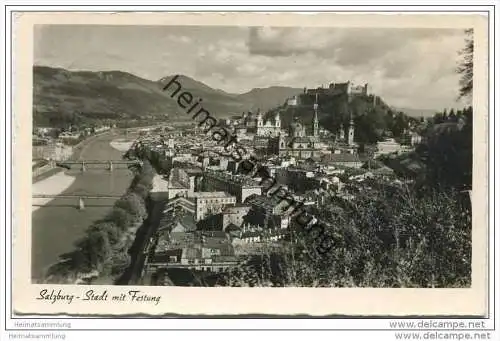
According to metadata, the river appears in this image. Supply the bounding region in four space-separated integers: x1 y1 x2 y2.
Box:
31 132 135 282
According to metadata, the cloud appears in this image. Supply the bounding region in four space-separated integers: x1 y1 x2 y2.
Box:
247 27 464 64
34 25 469 110
243 27 466 108
168 35 192 44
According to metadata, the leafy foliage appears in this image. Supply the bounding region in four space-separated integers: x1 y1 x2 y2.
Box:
225 185 471 288
416 106 473 190
457 29 473 100
45 158 156 282
116 192 147 220
107 207 135 232
273 92 419 145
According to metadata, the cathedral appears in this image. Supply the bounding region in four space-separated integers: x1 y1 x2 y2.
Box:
255 111 282 137
231 110 282 137
336 118 355 147
267 95 356 159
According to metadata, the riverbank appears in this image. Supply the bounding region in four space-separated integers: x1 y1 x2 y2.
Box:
32 172 76 212
31 133 135 282
31 135 137 217
31 132 122 213
110 139 134 153
32 131 110 184
45 159 156 286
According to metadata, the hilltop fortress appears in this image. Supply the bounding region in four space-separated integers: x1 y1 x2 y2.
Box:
306 81 369 97
287 81 370 107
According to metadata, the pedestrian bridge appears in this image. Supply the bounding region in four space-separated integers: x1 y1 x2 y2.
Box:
55 159 142 171
32 193 123 210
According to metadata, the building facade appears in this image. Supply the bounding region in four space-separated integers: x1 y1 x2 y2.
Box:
202 170 263 203
227 110 283 137
190 192 237 221
267 105 324 159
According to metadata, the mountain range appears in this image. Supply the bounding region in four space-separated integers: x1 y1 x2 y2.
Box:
33 66 303 127
33 65 437 128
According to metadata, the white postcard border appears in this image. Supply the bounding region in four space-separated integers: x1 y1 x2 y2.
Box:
6 9 493 320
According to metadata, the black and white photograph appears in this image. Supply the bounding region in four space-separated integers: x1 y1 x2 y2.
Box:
29 22 476 290
3 4 497 337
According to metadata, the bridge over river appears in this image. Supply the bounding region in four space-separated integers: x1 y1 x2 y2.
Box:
31 133 136 282
55 159 142 171
32 193 123 209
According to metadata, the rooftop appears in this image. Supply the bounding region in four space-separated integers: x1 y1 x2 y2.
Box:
322 153 361 163
182 247 202 260
151 174 169 192
205 170 261 188
191 191 235 198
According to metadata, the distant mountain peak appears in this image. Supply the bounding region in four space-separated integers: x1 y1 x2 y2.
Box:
33 66 303 126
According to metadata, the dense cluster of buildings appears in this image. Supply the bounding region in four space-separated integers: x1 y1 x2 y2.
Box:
131 80 424 286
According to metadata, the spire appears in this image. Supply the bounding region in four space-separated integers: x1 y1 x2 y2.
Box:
274 110 281 129
348 113 355 146
313 93 319 137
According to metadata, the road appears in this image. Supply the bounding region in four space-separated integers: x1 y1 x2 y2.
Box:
116 198 165 285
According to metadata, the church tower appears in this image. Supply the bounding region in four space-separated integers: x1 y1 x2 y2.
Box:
278 132 286 151
274 111 281 128
256 109 263 127
313 93 319 137
348 118 355 146
338 125 345 142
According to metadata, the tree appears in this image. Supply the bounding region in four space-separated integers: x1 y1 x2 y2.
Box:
116 192 147 219
107 207 135 231
392 112 408 138
415 31 475 191
110 252 131 275
75 230 111 270
278 186 471 288
457 29 473 100
448 109 457 122
91 221 121 245
133 183 150 200
432 112 444 125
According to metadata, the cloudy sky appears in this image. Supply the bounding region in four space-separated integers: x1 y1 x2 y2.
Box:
34 25 468 110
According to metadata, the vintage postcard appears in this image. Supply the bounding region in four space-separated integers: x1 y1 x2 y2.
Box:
12 11 489 316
